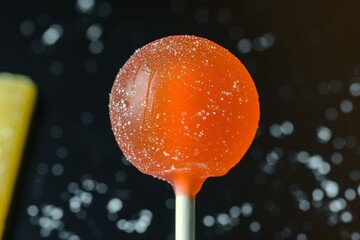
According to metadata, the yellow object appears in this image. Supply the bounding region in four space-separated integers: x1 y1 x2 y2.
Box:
0 73 37 238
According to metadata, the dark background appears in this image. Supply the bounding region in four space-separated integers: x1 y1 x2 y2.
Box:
1 0 360 239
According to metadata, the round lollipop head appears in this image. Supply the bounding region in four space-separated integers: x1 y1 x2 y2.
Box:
109 35 259 197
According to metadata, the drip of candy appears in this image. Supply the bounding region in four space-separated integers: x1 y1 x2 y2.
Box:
109 35 260 198
0 73 37 237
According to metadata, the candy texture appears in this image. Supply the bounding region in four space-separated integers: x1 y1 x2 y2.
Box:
109 35 259 196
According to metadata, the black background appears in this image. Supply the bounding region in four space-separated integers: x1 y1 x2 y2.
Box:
1 0 360 239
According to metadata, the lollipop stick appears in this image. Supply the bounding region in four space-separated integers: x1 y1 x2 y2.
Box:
176 194 195 240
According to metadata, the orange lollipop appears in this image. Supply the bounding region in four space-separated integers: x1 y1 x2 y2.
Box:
109 35 259 239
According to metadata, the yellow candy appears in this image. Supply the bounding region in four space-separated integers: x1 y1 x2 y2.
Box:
0 73 37 238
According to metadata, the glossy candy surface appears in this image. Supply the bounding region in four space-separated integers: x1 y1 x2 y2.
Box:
109 35 259 197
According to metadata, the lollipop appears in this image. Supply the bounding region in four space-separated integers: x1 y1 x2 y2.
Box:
109 35 259 239
0 73 37 237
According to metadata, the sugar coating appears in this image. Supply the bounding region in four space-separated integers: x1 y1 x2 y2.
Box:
109 35 259 195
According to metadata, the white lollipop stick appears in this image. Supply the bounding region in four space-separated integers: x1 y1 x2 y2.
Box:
176 194 195 240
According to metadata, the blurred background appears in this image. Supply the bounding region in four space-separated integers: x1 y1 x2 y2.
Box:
1 0 360 239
